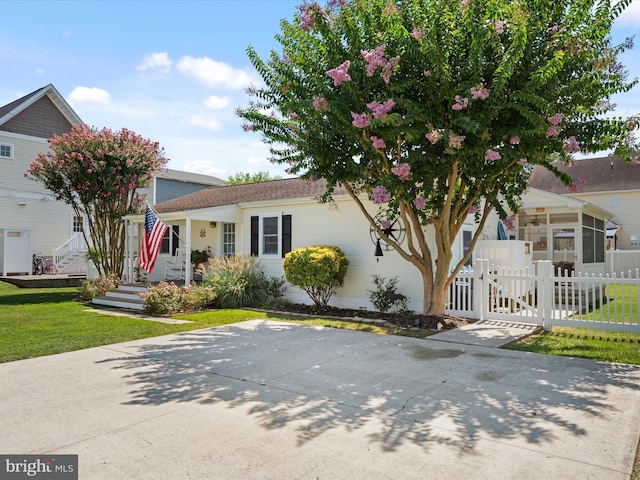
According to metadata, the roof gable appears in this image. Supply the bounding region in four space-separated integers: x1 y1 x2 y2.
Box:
528 156 640 195
0 84 82 138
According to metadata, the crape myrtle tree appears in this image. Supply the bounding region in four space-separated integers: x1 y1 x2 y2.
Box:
237 0 639 316
28 125 168 277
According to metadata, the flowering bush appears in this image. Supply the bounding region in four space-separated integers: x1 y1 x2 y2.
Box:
28 125 168 276
77 274 120 301
141 282 216 315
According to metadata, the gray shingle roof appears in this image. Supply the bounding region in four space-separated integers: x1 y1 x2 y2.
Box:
0 86 47 123
154 177 348 213
528 156 640 195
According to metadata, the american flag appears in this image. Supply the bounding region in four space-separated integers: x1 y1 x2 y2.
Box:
139 205 168 274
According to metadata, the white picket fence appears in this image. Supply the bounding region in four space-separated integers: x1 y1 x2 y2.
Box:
446 259 640 332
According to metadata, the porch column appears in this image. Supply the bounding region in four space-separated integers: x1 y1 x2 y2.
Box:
185 216 192 284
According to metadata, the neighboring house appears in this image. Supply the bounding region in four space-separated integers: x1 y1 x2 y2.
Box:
145 168 224 205
0 84 225 277
528 156 640 250
0 84 83 276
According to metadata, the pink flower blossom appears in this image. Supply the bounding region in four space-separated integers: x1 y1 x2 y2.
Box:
370 136 386 148
411 27 424 41
485 149 501 161
547 113 564 125
510 136 520 145
423 70 431 77
425 130 443 144
414 196 426 210
470 86 490 100
362 45 388 76
519 157 528 165
452 95 469 110
546 125 560 138
568 177 587 193
449 134 465 149
563 136 580 154
468 205 480 215
503 215 516 231
495 19 505 34
286 109 299 120
361 44 400 84
351 112 371 128
380 219 392 229
367 98 395 119
550 25 559 35
391 162 411 180
326 60 351 86
372 185 391 204
313 96 330 112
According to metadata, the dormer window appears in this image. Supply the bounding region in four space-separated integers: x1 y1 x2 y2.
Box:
0 143 13 159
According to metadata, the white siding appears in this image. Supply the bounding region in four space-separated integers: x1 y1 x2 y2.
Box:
0 131 75 259
570 191 640 250
242 197 480 313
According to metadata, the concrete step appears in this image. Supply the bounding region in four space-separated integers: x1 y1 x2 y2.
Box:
91 283 148 311
92 296 145 311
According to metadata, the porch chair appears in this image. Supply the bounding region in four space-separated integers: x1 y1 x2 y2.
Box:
164 247 187 281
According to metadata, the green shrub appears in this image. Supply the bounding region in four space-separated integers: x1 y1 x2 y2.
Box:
283 245 349 309
77 274 120 301
367 275 410 314
199 255 267 308
141 282 216 315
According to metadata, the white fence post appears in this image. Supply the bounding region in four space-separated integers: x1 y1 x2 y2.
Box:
474 259 489 322
536 260 554 331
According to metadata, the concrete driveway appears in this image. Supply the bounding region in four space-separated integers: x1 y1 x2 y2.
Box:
1 320 639 479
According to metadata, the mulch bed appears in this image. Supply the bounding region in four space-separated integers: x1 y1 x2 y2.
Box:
273 303 472 331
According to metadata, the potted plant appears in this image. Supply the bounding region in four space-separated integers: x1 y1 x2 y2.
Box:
191 247 211 266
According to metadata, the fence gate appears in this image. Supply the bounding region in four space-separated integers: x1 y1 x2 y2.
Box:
483 260 542 326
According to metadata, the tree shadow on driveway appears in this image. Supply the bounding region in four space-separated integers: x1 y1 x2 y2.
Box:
97 320 640 464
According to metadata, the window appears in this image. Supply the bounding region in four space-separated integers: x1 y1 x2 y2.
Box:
222 223 236 257
462 229 473 266
73 216 84 233
261 215 280 256
631 235 639 248
612 194 621 208
160 225 180 255
582 214 605 263
0 143 13 159
250 214 291 257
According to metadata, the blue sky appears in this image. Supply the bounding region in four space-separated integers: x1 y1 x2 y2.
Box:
1 1 639 180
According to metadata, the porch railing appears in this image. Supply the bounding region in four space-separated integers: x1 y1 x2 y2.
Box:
53 234 89 274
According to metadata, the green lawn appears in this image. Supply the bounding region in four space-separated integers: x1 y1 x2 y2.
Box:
0 281 426 363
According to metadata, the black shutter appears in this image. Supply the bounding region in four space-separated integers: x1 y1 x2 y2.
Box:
250 216 259 256
282 214 292 258
171 226 180 255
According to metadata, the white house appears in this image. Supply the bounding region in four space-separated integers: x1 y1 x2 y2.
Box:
0 84 83 276
123 176 612 312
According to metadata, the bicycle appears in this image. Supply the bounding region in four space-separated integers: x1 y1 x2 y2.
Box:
32 253 58 275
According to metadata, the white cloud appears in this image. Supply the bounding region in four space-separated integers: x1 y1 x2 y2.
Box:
204 95 229 109
187 115 223 131
62 31 72 37
248 141 266 149
182 160 226 176
616 0 640 26
68 86 111 105
247 156 271 168
177 55 254 89
35 68 45 75
136 52 173 73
